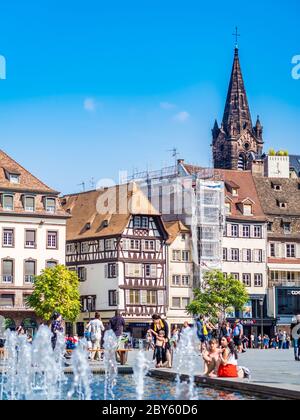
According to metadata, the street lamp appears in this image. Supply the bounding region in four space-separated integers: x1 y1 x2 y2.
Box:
259 298 264 349
87 295 93 322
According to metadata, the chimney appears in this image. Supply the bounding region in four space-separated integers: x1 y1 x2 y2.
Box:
251 160 264 177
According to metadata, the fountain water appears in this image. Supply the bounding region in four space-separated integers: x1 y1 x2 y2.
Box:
173 327 199 400
132 341 149 400
103 330 118 400
67 339 92 400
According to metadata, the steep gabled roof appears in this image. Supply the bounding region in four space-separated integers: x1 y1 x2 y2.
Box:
164 220 190 244
62 183 161 241
0 149 58 193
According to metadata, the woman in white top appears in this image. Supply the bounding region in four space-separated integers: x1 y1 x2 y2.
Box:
218 337 238 378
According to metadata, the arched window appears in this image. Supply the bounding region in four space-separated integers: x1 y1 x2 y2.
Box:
238 154 247 171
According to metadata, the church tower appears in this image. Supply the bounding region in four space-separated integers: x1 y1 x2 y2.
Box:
212 47 264 170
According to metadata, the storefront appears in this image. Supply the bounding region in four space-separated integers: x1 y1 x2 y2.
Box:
276 287 300 331
227 295 276 337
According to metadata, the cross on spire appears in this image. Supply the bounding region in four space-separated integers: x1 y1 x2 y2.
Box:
232 26 240 49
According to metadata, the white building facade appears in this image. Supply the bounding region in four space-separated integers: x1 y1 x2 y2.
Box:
0 149 68 330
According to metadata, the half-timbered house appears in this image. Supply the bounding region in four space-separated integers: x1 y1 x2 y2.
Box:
62 183 169 338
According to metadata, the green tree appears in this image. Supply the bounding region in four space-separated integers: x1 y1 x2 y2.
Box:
26 265 81 322
187 270 249 321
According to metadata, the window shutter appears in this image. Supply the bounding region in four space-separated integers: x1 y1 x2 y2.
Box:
125 263 130 276
239 250 243 262
104 264 108 278
3 260 13 275
150 265 157 278
141 240 145 251
115 264 119 277
227 249 232 261
242 249 247 262
141 290 147 305
227 224 231 237
83 267 87 281
125 290 130 304
156 240 160 252
157 291 164 305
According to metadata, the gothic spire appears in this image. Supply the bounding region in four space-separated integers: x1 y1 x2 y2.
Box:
222 48 252 137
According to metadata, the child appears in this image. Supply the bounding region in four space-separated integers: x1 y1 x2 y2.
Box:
151 329 168 368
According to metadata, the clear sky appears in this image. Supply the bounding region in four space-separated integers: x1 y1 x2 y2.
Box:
0 0 299 194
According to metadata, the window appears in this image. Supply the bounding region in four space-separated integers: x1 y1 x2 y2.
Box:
272 183 282 191
267 222 273 232
242 274 251 287
181 234 186 241
271 271 279 282
130 240 140 250
172 275 180 286
133 216 141 228
47 231 58 249
108 263 117 278
254 274 263 287
231 273 239 280
278 201 287 209
231 249 239 261
77 267 87 282
45 198 56 213
109 290 117 306
182 251 190 262
129 290 140 304
105 239 114 250
3 229 14 247
253 249 263 263
232 188 238 196
246 249 251 262
283 223 291 234
143 240 155 251
46 260 58 268
66 243 76 254
286 244 296 258
223 248 227 261
81 295 96 312
0 294 14 307
182 298 190 308
2 260 14 283
125 263 142 277
3 195 13 211
182 275 190 286
270 243 276 257
172 250 181 261
172 297 181 308
254 225 262 238
25 230 36 248
146 291 156 305
141 217 149 229
9 174 20 184
242 225 250 238
243 204 252 216
145 264 156 278
24 260 36 284
231 224 239 237
81 242 89 253
24 196 35 212
225 202 231 215
287 272 295 282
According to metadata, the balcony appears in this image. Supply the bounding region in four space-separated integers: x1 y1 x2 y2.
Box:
24 275 35 284
1 276 13 284
0 305 33 312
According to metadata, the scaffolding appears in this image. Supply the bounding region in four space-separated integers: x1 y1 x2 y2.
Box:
126 162 225 289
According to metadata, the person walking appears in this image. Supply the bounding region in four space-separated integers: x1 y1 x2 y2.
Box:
89 312 105 361
108 310 126 339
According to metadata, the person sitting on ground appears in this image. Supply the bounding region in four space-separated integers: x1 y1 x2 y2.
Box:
202 338 222 378
218 337 238 378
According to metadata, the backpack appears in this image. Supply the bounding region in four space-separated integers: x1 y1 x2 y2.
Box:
90 321 100 343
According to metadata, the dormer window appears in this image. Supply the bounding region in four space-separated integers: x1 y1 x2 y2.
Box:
277 201 287 209
283 222 291 234
3 194 14 211
232 188 238 196
272 183 282 191
9 174 20 184
243 204 253 216
24 196 35 212
45 197 56 213
225 202 231 215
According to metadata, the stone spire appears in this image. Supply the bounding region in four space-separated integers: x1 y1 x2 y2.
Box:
222 48 253 137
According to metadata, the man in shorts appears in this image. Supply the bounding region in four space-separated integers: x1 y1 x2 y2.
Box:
233 319 245 353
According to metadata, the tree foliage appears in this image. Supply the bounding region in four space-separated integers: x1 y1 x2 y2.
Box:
187 270 249 320
26 265 81 322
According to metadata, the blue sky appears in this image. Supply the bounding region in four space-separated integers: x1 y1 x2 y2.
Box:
0 0 299 194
